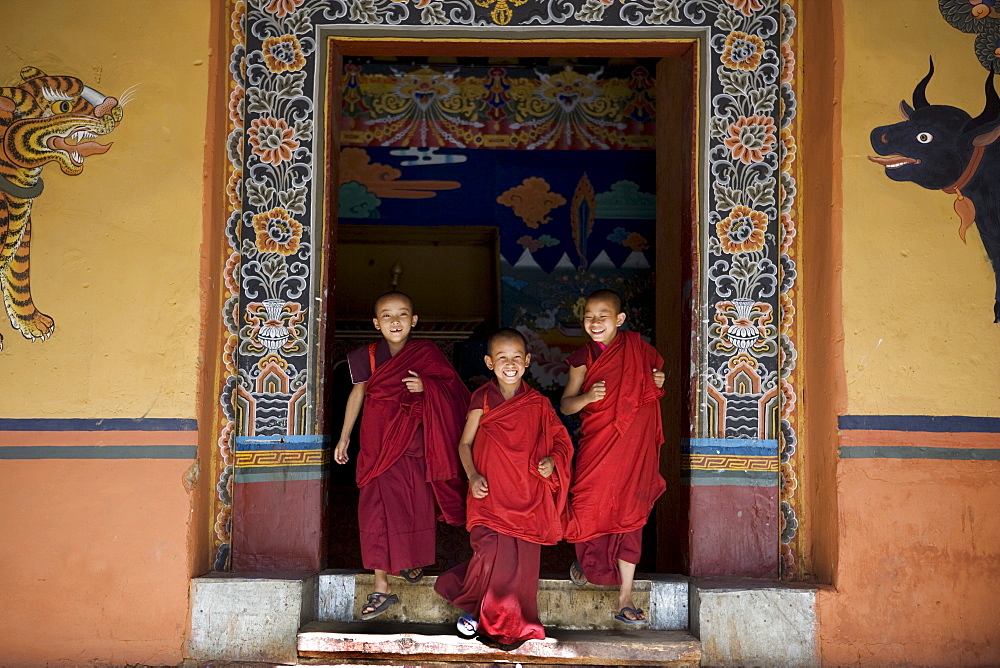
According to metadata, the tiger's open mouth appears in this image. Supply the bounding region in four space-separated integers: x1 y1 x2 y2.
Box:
868 153 920 169
49 130 112 165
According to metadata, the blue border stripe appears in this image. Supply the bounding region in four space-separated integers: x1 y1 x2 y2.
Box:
838 415 1000 433
683 438 778 456
0 418 197 432
0 445 198 460
235 435 329 451
840 446 1000 461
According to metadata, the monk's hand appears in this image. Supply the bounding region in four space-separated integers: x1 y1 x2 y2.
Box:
537 456 555 478
652 368 666 389
334 437 350 465
586 380 607 403
402 370 424 393
470 473 489 498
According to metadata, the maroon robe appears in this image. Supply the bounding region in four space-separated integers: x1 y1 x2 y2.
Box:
435 381 572 646
564 331 665 583
348 338 469 573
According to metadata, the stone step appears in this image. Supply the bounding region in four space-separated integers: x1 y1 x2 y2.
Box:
298 620 701 666
318 571 689 631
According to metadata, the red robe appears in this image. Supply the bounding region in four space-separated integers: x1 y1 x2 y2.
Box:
435 381 572 647
353 338 469 572
466 382 573 544
564 331 666 544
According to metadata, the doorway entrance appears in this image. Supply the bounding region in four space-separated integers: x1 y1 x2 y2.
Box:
319 43 697 575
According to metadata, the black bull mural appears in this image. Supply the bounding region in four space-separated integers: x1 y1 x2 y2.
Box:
870 59 1000 323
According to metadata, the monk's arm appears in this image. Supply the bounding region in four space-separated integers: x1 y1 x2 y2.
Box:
334 382 366 464
458 409 488 498
560 364 605 415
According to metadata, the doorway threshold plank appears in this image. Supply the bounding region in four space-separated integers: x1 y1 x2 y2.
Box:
298 621 700 666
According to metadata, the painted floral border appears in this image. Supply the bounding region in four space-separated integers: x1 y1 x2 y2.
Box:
212 0 805 579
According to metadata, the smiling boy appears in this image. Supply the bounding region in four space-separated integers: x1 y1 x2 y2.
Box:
434 328 573 651
335 291 469 620
560 290 666 626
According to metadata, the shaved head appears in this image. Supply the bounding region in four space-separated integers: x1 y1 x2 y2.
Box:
487 328 528 356
374 291 414 314
586 289 623 314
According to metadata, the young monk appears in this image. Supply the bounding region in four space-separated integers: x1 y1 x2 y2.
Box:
560 289 666 626
335 291 469 620
434 328 573 651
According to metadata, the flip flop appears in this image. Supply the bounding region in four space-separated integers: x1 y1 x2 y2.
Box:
569 560 588 586
614 606 647 625
398 567 424 584
360 592 399 620
456 612 478 639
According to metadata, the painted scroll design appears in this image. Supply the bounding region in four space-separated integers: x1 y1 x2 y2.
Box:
777 0 802 579
213 0 803 576
0 67 127 351
340 63 657 150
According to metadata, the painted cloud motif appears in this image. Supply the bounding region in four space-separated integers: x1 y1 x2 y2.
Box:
497 177 567 228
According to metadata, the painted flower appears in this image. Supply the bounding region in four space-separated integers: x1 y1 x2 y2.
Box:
264 0 304 18
252 207 303 255
780 379 796 420
722 31 765 71
218 421 235 466
780 42 795 84
231 1 246 43
229 86 244 127
780 542 795 576
248 116 299 165
214 503 232 543
717 205 768 254
780 127 796 172
226 169 242 211
780 462 797 493
724 115 777 164
779 292 794 332
223 333 238 376
779 213 795 256
224 251 241 295
725 0 763 15
262 35 306 73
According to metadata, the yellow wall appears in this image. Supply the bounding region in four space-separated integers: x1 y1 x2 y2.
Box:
841 0 1000 416
0 1 216 664
0 0 210 419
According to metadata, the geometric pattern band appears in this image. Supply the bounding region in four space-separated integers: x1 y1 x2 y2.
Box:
684 454 779 472
235 449 329 468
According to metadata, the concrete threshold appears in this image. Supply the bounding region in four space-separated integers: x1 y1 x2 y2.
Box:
298 620 701 666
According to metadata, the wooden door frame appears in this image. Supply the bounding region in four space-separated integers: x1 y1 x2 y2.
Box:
314 35 703 573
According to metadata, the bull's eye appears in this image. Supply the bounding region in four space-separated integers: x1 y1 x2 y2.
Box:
916 132 933 144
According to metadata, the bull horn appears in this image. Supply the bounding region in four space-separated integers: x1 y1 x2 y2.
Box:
900 100 913 119
965 66 1000 133
913 56 934 109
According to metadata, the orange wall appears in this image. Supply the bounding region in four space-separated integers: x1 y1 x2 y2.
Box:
818 458 1000 664
0 460 196 665
808 0 1000 664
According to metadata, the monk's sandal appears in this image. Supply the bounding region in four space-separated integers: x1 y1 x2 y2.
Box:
361 592 398 620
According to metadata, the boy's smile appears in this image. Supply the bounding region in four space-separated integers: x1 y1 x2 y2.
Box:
373 295 417 346
485 339 531 390
582 298 626 345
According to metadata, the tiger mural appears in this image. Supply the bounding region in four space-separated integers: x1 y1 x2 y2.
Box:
0 66 127 350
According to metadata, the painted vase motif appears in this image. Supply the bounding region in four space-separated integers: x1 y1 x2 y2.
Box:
256 298 290 353
725 298 760 352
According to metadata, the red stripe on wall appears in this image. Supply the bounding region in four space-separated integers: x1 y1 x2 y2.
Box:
0 430 199 447
839 429 1000 450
